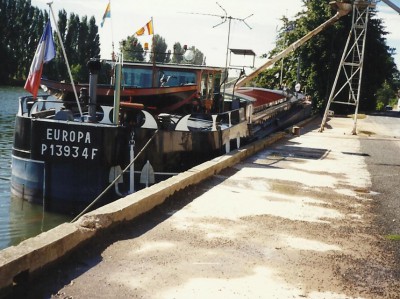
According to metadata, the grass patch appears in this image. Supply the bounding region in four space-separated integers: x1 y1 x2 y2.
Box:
385 235 400 241
358 130 376 136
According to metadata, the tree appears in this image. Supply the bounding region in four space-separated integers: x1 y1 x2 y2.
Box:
186 46 204 65
0 0 100 85
151 34 168 63
0 0 47 83
171 42 184 64
47 10 100 82
375 80 396 110
77 16 89 64
254 0 398 113
361 11 399 111
48 9 69 81
88 16 100 59
64 13 80 67
170 43 204 65
120 35 145 62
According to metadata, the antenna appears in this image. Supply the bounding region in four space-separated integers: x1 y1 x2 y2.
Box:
182 2 253 29
181 2 253 94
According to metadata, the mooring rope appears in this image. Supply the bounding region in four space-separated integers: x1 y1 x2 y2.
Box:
71 129 159 223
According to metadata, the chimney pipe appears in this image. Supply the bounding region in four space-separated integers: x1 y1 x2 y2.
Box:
87 59 102 122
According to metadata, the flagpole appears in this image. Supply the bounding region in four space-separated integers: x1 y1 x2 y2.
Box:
109 0 115 60
151 17 156 87
47 2 83 120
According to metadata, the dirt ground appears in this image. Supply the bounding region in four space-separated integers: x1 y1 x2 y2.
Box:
25 116 400 299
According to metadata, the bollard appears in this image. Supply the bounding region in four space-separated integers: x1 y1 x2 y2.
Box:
292 126 301 136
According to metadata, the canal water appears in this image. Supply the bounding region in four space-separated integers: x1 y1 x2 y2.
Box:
0 86 70 251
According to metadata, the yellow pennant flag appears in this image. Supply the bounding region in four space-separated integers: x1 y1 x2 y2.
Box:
136 19 154 36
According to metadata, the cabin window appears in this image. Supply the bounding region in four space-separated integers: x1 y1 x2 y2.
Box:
158 70 196 87
122 68 152 88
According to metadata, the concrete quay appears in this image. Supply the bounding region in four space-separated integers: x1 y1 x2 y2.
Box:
0 122 287 298
1 115 400 298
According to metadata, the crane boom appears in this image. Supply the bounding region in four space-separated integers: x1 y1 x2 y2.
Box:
381 0 400 14
235 1 352 88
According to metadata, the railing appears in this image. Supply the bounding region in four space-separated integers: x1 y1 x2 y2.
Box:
18 96 115 125
18 95 248 132
174 108 245 132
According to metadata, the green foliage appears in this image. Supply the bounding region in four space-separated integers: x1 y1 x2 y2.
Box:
171 43 184 64
254 0 399 113
385 235 400 241
121 34 194 64
375 80 396 110
0 0 100 85
0 0 47 83
171 43 205 65
50 12 100 82
120 36 205 65
70 64 83 82
152 34 169 63
188 46 205 65
120 34 170 63
120 35 145 62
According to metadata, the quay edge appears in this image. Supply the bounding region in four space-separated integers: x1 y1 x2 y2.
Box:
0 120 301 297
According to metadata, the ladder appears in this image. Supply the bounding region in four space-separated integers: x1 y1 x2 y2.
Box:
320 1 377 134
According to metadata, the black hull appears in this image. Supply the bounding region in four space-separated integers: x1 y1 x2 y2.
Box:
10 95 311 214
11 113 247 214
11 117 130 214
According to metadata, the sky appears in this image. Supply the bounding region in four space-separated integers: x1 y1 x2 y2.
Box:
30 0 400 77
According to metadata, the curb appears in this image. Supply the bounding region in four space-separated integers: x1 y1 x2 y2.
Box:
0 127 289 295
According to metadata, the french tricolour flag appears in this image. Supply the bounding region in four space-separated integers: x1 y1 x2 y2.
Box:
24 21 56 98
